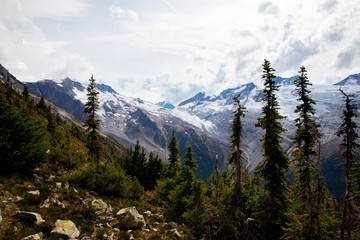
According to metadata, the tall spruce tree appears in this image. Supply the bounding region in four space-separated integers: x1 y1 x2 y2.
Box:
337 89 359 240
145 152 164 190
229 95 246 202
84 74 101 165
167 131 180 177
292 66 321 238
167 144 198 222
123 140 147 184
255 59 289 239
183 144 197 172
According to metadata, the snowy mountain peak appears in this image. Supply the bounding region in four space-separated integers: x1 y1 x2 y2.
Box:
333 73 360 86
96 83 116 94
178 92 207 106
274 76 297 86
178 82 258 109
157 101 175 110
61 78 86 92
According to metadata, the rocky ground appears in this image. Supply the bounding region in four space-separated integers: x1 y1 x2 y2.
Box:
0 171 191 240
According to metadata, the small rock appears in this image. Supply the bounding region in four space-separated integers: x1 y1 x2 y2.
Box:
106 204 113 215
13 211 45 225
91 199 108 216
22 232 43 240
116 206 146 230
65 181 70 189
46 175 56 182
170 229 182 238
143 228 150 232
80 236 92 240
40 198 65 209
143 210 152 216
16 196 24 202
153 213 166 222
28 190 40 195
55 182 62 189
169 222 178 228
33 173 43 181
51 219 80 239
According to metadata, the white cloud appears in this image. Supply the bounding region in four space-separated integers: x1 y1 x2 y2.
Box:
109 4 139 22
258 1 279 15
335 41 360 69
3 0 91 19
0 0 359 103
47 53 93 80
0 0 93 81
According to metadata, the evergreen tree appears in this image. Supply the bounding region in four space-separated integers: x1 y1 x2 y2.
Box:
229 95 246 202
292 66 321 238
145 152 164 190
123 140 146 184
131 140 147 184
22 85 29 101
167 144 198 222
337 89 359 240
0 92 48 175
84 74 101 165
255 59 289 239
37 95 47 111
167 131 180 177
183 144 197 172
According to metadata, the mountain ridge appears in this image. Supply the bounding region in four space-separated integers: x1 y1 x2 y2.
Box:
333 73 360 86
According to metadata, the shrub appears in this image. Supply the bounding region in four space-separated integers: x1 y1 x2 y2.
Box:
65 162 139 197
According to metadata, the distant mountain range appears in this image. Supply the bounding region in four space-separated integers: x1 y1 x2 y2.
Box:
2 63 360 199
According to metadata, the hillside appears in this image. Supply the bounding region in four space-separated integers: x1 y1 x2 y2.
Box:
0 66 193 239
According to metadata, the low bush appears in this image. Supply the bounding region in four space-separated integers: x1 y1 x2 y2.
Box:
65 162 143 198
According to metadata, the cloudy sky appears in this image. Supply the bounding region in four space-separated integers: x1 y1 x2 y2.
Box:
0 0 359 104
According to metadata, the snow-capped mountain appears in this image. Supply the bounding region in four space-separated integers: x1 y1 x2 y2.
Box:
334 73 360 86
26 78 227 179
25 73 360 199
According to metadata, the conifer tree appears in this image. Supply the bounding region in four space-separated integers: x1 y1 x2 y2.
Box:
337 89 359 240
124 140 147 183
145 152 164 190
84 74 101 165
179 145 197 187
22 85 29 101
287 66 322 239
183 144 197 172
229 95 246 202
167 131 180 177
37 95 46 110
255 59 289 239
0 87 48 174
167 144 198 222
